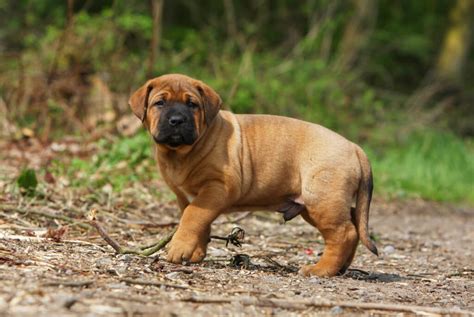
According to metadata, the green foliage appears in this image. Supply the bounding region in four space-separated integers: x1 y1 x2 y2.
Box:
366 1 452 90
1 0 473 204
368 131 474 204
52 132 154 191
17 168 38 196
95 132 152 168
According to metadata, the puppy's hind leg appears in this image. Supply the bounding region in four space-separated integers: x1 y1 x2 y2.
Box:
299 194 358 277
337 207 359 275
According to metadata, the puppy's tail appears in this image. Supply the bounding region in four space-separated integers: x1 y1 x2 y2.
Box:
353 145 378 256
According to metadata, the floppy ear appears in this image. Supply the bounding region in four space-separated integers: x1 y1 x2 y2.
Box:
128 81 153 122
196 82 222 125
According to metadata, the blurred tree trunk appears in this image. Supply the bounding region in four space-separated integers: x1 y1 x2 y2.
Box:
405 0 474 135
147 0 164 78
223 0 246 50
41 0 76 141
223 0 238 39
337 0 377 71
47 0 75 84
407 0 473 104
67 0 74 25
434 0 474 82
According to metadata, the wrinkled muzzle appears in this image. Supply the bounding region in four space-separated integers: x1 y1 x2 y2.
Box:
154 103 197 147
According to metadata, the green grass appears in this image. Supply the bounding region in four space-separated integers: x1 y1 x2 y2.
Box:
50 131 155 191
367 131 474 204
49 129 473 206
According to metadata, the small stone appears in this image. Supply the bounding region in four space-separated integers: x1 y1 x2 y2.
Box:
0 297 7 310
115 265 128 275
62 297 79 309
330 306 343 314
95 257 113 269
165 272 182 280
118 254 132 262
383 245 395 254
54 295 78 309
207 247 228 257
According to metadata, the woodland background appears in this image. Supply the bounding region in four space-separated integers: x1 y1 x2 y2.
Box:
0 0 473 204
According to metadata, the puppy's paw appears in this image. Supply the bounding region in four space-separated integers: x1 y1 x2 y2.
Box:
166 231 207 264
299 264 338 277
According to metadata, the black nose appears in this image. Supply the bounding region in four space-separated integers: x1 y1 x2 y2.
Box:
168 114 186 126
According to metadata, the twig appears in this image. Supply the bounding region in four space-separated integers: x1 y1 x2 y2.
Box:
120 278 190 290
2 206 91 230
0 251 57 269
88 210 175 256
128 220 179 228
259 256 298 273
0 233 107 251
42 279 94 287
346 268 370 275
215 211 251 224
0 210 37 228
89 210 244 256
210 227 245 247
181 296 473 315
138 229 176 256
88 218 123 253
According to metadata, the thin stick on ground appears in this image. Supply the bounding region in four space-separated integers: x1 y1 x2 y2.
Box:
120 278 191 290
138 230 176 256
2 205 91 230
181 296 473 315
0 233 108 251
87 209 175 256
42 279 95 287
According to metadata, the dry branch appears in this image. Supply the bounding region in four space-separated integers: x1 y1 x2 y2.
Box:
137 229 176 256
88 209 175 256
42 279 94 287
2 205 91 230
87 210 245 257
120 278 191 290
181 296 472 315
0 233 107 251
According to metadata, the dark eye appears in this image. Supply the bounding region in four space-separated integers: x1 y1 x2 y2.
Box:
187 101 198 109
154 100 165 107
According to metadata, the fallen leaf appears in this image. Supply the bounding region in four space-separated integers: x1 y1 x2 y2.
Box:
44 226 68 242
44 171 56 184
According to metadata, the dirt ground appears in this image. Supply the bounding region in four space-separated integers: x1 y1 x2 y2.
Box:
0 140 473 316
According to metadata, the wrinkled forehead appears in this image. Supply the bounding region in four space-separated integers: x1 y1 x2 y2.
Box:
149 76 200 101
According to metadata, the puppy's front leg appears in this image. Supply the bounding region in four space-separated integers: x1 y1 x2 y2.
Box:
175 192 190 212
167 183 230 264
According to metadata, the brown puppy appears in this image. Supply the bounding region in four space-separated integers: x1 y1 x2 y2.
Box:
129 74 378 277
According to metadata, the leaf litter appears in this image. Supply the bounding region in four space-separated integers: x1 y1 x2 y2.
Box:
0 138 473 316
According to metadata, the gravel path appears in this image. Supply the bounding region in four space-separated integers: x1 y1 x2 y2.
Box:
1 197 472 316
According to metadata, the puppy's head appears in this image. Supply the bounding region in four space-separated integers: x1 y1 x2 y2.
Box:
129 74 222 152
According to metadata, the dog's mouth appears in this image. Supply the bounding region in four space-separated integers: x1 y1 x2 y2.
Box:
168 135 183 147
153 132 196 148
166 134 185 148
